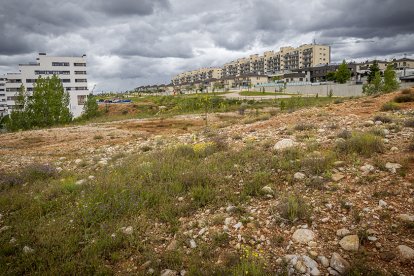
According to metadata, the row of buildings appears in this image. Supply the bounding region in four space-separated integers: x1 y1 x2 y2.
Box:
0 53 90 117
171 44 331 86
135 48 414 93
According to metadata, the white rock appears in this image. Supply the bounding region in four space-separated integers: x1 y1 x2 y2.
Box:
330 252 350 274
261 186 274 195
273 139 297 151
294 172 306 180
121 226 133 235
328 267 340 275
161 269 177 276
336 228 351 237
75 179 86 185
292 229 315 244
385 162 402 173
390 146 398 152
23 246 34 254
397 214 414 222
397 245 414 260
294 260 307 273
224 217 233 225
364 120 374 126
88 175 95 180
74 159 83 164
360 164 374 173
317 256 330 267
331 173 345 182
233 222 243 230
339 235 359 251
378 200 387 207
226 205 236 213
189 239 197 249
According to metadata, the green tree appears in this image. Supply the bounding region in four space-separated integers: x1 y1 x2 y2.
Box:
82 94 100 119
6 75 72 131
367 60 381 83
335 60 351 84
383 64 399 93
326 71 336 82
363 71 383 95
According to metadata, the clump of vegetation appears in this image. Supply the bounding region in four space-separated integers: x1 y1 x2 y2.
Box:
409 137 414 152
294 123 316 131
394 90 414 103
336 132 385 157
373 115 392 123
243 171 271 197
363 64 399 95
232 246 268 276
277 193 312 222
301 152 335 175
337 129 352 139
80 94 101 119
380 101 401 111
404 119 414 128
6 76 72 131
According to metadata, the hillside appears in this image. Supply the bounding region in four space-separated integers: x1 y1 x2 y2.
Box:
0 89 414 275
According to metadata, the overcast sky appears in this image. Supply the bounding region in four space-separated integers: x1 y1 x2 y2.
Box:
1 0 413 92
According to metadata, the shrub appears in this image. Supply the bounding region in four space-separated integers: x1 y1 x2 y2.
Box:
278 193 311 222
337 130 352 139
404 119 414 128
394 93 414 103
190 185 215 207
380 102 401 111
20 164 57 182
301 153 335 175
336 132 385 157
294 123 315 131
373 115 392 123
401 88 412 94
243 171 271 197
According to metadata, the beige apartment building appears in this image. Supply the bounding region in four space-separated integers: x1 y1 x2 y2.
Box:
172 43 330 85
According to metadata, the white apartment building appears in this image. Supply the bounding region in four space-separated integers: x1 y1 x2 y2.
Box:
4 53 89 118
0 76 7 117
172 44 330 85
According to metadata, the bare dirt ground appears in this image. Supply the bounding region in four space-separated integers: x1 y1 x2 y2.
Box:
1 91 414 275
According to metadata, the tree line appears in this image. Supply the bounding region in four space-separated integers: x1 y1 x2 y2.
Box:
2 75 99 131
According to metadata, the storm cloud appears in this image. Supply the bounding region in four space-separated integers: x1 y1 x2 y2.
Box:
0 0 413 91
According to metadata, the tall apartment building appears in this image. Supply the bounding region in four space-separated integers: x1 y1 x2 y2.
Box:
172 67 222 86
173 44 330 85
4 53 89 117
0 76 7 117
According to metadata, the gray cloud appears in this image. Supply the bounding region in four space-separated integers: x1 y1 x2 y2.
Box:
0 0 413 91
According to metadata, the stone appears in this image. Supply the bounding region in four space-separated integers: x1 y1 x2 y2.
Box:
330 252 350 274
328 267 340 275
224 217 233 226
390 146 398 152
161 269 177 276
166 239 178 251
397 214 414 222
74 159 83 164
336 228 351 237
294 172 306 180
189 239 197 249
397 245 414 261
331 173 345 182
226 205 237 213
363 120 374 127
140 261 151 270
380 251 396 261
374 121 383 125
273 139 297 151
294 260 307 273
317 256 330 268
339 235 359 251
378 200 387 207
233 222 243 230
360 164 374 173
261 186 274 195
385 162 402 173
23 246 34 254
121 226 133 235
75 179 86 185
292 229 315 244
333 161 345 167
88 175 95 180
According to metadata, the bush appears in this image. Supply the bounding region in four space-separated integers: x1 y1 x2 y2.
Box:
190 185 215 207
405 119 414 128
294 123 316 131
278 194 311 222
337 130 352 139
394 93 414 103
373 115 392 123
243 171 271 197
301 153 335 175
401 88 413 94
336 132 385 157
380 102 401 111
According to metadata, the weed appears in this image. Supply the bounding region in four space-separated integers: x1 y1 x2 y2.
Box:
394 90 414 103
404 119 414 128
380 102 401 111
337 129 352 139
336 132 385 157
277 193 312 223
232 246 267 276
301 152 335 175
243 171 271 197
212 232 230 247
190 185 216 208
373 115 392 123
93 135 103 140
294 123 316 131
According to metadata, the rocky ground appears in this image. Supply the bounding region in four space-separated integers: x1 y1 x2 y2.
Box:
1 91 414 275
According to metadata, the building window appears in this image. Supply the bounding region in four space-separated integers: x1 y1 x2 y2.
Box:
77 95 86 105
26 79 37 83
52 62 69 66
62 79 71 83
35 70 70 75
75 79 87 83
75 87 88 90
74 63 86 67
75 71 87 75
